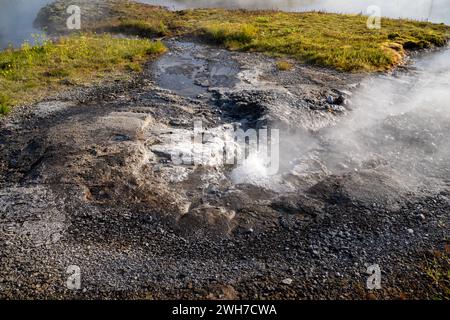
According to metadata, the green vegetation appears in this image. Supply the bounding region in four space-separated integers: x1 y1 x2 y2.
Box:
276 60 294 71
109 2 449 72
116 19 169 38
0 93 12 115
195 11 449 71
425 249 450 300
2 1 449 115
0 34 166 113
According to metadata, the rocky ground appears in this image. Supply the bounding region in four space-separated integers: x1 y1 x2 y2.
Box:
0 1 449 300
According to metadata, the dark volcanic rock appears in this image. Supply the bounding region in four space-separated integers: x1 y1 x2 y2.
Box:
0 34 448 300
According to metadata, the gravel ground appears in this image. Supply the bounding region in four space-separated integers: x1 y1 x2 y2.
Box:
0 0 448 300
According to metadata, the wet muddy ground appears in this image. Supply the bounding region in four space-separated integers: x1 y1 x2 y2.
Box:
0 36 449 299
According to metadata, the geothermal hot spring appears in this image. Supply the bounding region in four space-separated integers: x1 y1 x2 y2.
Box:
232 48 450 193
1 0 449 192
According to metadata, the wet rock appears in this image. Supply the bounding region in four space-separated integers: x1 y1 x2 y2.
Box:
327 94 346 106
154 40 240 99
216 89 269 124
326 95 335 104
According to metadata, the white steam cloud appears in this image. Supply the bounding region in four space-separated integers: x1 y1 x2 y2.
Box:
0 0 52 48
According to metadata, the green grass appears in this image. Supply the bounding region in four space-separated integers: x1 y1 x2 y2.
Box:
0 93 12 115
115 19 169 38
193 11 449 71
107 2 450 72
425 249 450 300
202 23 258 47
0 33 166 113
276 60 294 71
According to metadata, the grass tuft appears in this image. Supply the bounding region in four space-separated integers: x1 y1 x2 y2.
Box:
424 248 450 300
116 19 169 37
276 60 294 71
0 93 12 115
202 23 258 48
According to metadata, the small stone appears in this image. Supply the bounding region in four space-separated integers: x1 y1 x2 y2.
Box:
326 95 334 104
281 278 293 285
418 214 426 220
407 228 414 234
331 105 346 113
327 94 345 105
334 95 345 105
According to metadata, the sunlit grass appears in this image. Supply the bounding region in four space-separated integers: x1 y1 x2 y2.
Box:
424 249 450 300
0 33 166 113
0 93 12 115
107 2 450 72
191 11 449 71
276 60 294 71
202 23 257 48
115 19 169 38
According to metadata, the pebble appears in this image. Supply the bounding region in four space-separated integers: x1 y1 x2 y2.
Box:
281 278 293 285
